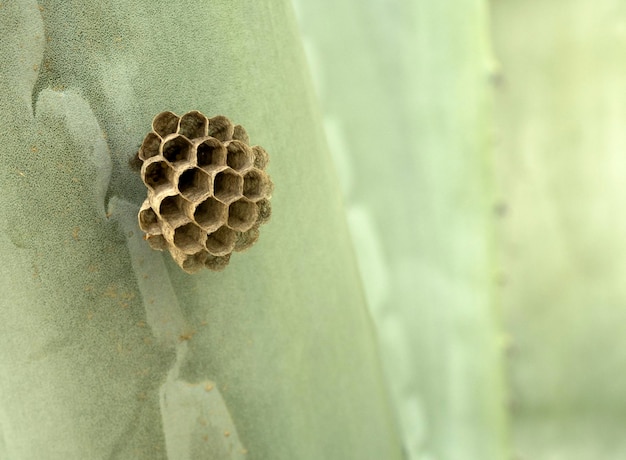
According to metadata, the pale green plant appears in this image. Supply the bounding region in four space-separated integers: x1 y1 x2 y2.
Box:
2 0 622 459
0 1 401 458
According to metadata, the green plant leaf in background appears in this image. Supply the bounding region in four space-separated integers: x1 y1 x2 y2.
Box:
292 1 508 459
492 0 626 458
0 1 402 458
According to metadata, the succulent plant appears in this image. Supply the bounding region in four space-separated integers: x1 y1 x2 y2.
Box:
0 1 401 459
3 1 616 459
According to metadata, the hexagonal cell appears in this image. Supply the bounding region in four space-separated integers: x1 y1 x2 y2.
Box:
234 225 260 252
226 141 254 172
146 234 167 251
208 115 234 142
158 195 190 226
204 253 231 271
173 222 206 254
152 111 180 137
138 204 160 233
161 135 193 165
177 167 210 202
205 226 236 256
252 145 269 169
213 169 243 204
196 138 226 169
139 132 161 160
178 111 208 139
232 125 249 144
256 198 272 225
181 250 209 274
143 160 175 192
243 169 271 201
228 198 258 232
194 197 227 232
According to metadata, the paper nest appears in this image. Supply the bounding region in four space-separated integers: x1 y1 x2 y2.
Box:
136 111 273 273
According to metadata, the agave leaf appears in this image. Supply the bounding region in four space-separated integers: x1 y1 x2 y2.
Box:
0 1 401 458
492 0 626 458
292 0 509 458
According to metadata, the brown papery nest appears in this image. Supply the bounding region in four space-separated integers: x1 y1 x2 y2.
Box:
135 111 273 273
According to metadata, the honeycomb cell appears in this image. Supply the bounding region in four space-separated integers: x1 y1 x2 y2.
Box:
213 169 243 204
138 203 160 233
228 198 258 232
173 222 206 254
256 198 272 225
158 195 190 227
139 132 161 161
162 135 193 165
234 226 260 252
205 226 236 256
181 250 209 274
208 115 234 142
152 111 180 138
243 169 271 201
252 146 269 169
233 125 249 144
178 111 208 139
226 141 254 172
143 160 175 192
146 234 168 251
196 138 226 169
204 253 231 271
194 197 226 232
178 167 210 202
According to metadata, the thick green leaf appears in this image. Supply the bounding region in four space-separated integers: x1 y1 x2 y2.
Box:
293 1 508 459
492 0 626 458
0 1 401 458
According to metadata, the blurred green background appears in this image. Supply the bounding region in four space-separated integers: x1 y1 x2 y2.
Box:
1 0 624 459
295 0 626 459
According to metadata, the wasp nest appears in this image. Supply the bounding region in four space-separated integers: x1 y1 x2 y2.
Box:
135 111 273 273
